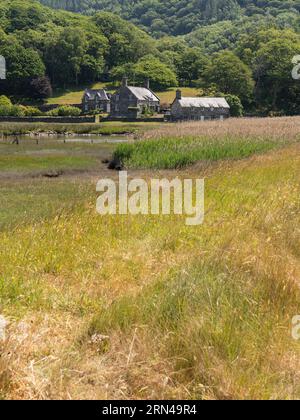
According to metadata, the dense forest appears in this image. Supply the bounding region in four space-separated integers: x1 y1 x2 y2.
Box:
40 0 300 36
0 0 300 115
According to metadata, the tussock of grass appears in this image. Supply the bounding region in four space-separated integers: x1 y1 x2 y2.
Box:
90 257 299 399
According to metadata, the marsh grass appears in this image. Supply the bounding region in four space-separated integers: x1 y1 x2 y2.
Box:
0 122 150 136
114 117 300 169
0 155 98 174
114 135 287 169
0 117 300 399
0 138 117 177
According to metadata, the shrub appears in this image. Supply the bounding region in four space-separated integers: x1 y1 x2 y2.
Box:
9 105 25 117
47 106 81 117
0 106 11 116
225 94 244 117
0 102 43 118
0 96 12 116
0 96 12 108
29 76 52 100
23 106 43 117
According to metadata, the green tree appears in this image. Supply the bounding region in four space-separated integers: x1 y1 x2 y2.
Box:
112 56 178 90
224 94 244 117
254 37 300 114
176 48 209 86
134 56 178 89
203 51 254 104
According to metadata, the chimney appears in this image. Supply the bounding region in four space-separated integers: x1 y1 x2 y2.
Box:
176 89 182 100
122 76 128 87
145 78 150 89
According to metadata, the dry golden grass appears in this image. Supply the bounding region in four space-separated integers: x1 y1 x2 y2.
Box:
144 117 300 141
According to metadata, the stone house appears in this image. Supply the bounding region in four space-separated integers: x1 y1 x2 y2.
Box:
110 77 160 119
171 90 230 121
82 89 111 113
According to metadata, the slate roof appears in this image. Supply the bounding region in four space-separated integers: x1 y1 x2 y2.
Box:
178 97 230 109
127 86 160 102
84 89 110 101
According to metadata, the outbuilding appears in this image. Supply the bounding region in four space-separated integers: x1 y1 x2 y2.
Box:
171 90 230 121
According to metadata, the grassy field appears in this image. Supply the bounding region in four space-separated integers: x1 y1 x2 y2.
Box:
46 82 113 105
47 83 199 106
0 117 300 400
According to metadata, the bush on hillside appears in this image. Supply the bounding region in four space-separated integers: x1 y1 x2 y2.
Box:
9 105 25 117
0 96 12 107
23 106 43 117
0 99 44 117
47 106 81 117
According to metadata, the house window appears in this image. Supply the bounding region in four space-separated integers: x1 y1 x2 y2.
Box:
116 95 120 102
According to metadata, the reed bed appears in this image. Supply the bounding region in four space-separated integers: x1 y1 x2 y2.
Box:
144 117 300 142
113 117 300 169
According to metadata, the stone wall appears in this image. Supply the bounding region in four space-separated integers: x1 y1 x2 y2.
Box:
0 116 95 123
102 116 165 123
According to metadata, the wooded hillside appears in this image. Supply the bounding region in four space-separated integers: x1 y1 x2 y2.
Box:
39 0 300 36
0 0 299 116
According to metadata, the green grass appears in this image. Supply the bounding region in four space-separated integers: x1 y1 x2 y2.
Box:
0 179 93 231
0 139 111 230
0 155 98 173
114 135 294 169
0 140 115 176
46 82 115 105
157 87 199 105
